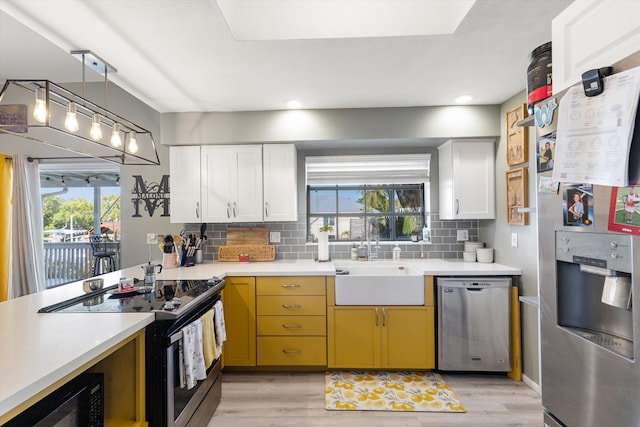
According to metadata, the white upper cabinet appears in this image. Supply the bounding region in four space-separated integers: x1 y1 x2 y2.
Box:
438 140 495 220
552 0 640 94
170 144 298 224
169 146 202 223
202 145 263 223
262 144 298 222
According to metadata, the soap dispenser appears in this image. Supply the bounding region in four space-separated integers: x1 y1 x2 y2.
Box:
392 244 402 260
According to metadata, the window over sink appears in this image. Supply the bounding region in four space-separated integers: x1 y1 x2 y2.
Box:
305 154 430 242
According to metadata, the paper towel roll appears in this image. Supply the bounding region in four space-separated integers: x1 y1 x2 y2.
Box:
317 232 329 261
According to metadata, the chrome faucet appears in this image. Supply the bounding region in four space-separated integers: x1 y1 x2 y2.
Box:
367 218 380 261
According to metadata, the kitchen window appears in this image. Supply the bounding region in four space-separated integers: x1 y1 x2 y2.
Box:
306 154 429 242
39 163 121 287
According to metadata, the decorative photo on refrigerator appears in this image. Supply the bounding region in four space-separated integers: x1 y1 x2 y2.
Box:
562 183 594 226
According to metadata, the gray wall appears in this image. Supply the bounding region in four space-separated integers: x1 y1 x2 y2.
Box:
481 90 540 386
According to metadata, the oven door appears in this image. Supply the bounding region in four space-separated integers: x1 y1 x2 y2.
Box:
167 328 222 427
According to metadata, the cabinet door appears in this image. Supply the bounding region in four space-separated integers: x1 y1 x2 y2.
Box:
169 146 201 223
234 145 263 222
263 144 298 222
552 0 640 94
439 140 495 219
222 277 256 366
381 307 435 369
328 307 380 368
201 146 236 223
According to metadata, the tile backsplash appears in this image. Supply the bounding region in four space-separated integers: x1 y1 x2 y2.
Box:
185 214 479 262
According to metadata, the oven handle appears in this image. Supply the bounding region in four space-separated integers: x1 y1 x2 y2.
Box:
169 330 183 345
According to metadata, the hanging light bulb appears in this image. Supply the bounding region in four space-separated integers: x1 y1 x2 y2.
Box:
89 113 103 141
64 102 79 132
33 87 47 123
110 123 122 147
127 131 138 153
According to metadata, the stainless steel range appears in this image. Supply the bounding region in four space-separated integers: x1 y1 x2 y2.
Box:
39 278 226 427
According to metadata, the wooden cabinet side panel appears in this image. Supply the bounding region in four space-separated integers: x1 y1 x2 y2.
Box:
223 277 257 366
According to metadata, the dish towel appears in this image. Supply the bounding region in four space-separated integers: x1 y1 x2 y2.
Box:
180 319 206 389
200 308 217 369
213 300 227 357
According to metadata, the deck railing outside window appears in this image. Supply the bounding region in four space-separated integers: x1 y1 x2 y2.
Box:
44 242 120 288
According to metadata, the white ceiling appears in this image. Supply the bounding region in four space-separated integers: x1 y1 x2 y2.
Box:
0 0 573 114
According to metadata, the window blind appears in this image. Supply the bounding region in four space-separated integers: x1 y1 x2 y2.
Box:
306 154 430 185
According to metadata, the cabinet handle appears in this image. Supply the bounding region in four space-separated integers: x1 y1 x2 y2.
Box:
382 307 387 327
282 349 302 354
375 307 379 326
282 324 302 329
455 199 460 214
232 202 237 218
196 202 200 219
226 203 231 219
281 284 301 289
265 202 270 218
282 304 301 309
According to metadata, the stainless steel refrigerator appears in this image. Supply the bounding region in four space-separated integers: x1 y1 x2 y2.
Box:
538 57 640 426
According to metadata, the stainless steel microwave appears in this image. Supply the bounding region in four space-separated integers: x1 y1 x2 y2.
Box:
5 373 104 426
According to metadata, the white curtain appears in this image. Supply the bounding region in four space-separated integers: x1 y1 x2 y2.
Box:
10 155 45 298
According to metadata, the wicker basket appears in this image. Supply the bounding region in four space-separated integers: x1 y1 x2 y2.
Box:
218 245 276 262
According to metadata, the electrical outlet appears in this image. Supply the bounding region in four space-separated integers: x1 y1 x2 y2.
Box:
146 233 157 244
511 232 518 247
456 229 469 241
270 231 281 243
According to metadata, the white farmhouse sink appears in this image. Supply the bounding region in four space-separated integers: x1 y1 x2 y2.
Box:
334 263 424 306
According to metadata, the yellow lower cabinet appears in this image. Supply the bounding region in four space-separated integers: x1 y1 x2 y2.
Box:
257 337 327 365
328 307 380 368
257 315 326 336
222 277 257 367
328 306 435 369
381 307 434 369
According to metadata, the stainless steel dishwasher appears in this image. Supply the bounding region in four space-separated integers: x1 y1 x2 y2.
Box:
437 277 512 371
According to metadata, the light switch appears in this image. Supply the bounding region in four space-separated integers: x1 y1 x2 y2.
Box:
511 232 518 247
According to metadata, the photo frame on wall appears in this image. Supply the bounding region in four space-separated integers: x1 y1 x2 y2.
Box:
506 167 528 225
506 104 528 166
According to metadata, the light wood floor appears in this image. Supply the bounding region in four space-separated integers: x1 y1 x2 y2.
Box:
208 372 543 427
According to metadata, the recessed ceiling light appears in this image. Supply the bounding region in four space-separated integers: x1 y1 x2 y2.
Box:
453 95 474 104
285 99 303 109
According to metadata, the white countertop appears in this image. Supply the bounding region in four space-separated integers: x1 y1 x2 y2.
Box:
0 258 519 419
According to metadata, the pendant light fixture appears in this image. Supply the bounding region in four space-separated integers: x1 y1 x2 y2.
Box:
89 113 103 141
110 122 122 147
33 87 47 123
64 102 79 132
0 50 159 166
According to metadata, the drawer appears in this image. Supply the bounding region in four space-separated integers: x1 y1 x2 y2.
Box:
257 295 326 316
257 315 326 336
257 336 327 366
257 276 326 296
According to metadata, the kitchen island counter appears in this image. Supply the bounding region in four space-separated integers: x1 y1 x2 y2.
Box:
0 266 154 423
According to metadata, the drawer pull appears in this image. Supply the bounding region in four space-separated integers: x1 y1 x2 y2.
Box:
282 304 301 309
281 284 301 289
282 324 302 329
282 349 302 354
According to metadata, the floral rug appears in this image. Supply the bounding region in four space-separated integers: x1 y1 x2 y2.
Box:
324 371 466 412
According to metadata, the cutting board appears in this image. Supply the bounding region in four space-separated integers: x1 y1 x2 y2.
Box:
219 227 275 261
226 227 269 245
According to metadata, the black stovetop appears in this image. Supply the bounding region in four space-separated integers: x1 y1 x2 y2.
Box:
39 278 225 319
